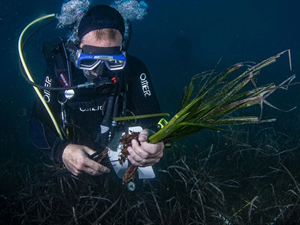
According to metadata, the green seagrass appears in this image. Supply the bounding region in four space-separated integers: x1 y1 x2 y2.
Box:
148 50 294 144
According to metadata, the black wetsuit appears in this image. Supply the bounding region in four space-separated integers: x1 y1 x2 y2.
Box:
29 42 161 165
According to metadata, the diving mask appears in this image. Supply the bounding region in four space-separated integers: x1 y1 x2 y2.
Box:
76 45 127 71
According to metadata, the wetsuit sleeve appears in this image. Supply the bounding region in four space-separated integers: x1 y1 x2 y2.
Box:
28 66 69 164
126 55 162 131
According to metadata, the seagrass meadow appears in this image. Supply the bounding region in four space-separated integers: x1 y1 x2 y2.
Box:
1 118 300 224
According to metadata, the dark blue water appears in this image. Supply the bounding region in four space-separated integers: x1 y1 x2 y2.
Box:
1 0 300 223
1 0 299 120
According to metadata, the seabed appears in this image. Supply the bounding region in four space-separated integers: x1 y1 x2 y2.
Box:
1 113 300 225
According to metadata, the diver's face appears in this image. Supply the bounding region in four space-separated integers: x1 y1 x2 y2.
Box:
80 29 123 77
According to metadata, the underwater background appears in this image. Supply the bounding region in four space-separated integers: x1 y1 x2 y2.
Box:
1 0 300 224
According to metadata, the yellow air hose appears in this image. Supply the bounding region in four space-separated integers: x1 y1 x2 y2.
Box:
18 14 64 140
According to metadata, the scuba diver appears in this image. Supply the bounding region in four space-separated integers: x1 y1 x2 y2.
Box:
27 4 164 181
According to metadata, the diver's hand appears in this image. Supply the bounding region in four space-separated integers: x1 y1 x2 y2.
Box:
127 129 164 167
62 144 110 176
